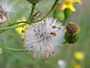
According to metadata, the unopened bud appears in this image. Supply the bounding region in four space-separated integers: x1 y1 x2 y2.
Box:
64 22 80 44
66 22 80 35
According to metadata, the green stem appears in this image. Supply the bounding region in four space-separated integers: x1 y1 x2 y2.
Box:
34 0 59 23
0 22 27 33
0 44 27 52
0 0 58 33
28 4 36 23
0 3 36 33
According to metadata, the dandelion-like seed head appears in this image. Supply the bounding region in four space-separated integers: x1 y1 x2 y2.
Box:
23 18 65 60
0 0 15 13
0 6 7 24
0 0 16 24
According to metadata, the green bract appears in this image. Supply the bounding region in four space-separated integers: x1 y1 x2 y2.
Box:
53 10 65 22
64 23 80 44
64 32 79 44
64 9 73 20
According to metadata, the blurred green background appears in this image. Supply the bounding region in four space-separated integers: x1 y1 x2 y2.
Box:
0 0 90 68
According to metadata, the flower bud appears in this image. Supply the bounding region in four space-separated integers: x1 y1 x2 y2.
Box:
64 22 80 44
66 22 80 35
53 3 65 22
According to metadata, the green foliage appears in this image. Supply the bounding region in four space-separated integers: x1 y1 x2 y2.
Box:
0 0 90 68
64 9 73 20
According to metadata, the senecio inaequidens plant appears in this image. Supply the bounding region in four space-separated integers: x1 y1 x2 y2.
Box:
0 0 81 60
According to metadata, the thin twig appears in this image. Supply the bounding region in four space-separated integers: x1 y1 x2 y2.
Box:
0 21 27 33
0 44 27 52
33 0 59 23
28 4 36 23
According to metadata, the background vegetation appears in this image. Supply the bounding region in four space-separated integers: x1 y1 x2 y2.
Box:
0 0 90 68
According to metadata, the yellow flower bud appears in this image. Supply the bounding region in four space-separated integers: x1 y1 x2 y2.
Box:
74 51 84 61
73 64 81 68
15 17 29 35
63 0 76 12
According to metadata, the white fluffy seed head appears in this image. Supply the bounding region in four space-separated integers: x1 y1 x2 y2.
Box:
23 18 65 59
0 7 7 24
0 0 15 13
0 0 17 24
